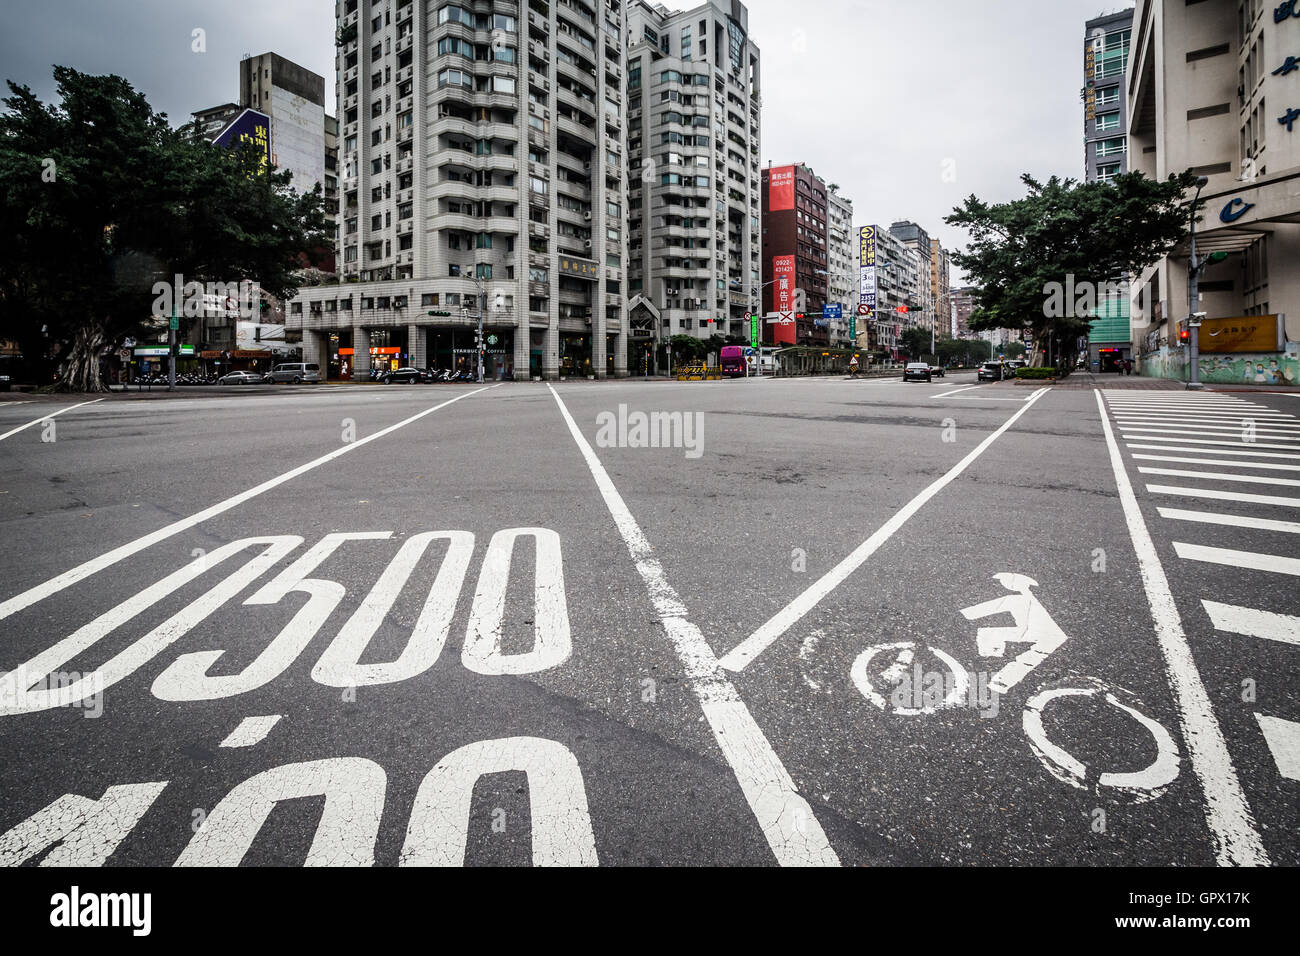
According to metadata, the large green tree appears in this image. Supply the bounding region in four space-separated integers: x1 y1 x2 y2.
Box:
0 67 329 390
944 170 1198 367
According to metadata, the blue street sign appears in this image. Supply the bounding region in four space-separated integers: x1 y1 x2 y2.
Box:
822 304 843 319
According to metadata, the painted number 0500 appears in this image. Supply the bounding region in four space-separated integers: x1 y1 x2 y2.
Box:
0 528 571 714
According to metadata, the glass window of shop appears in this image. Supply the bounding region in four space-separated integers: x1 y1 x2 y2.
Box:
560 332 591 378
429 327 515 379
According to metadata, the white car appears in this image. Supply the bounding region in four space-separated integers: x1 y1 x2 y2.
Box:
217 370 263 385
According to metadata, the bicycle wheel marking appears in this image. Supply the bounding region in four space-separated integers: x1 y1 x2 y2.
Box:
850 641 971 715
1022 680 1182 802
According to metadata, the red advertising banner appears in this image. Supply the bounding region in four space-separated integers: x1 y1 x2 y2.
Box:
768 165 795 211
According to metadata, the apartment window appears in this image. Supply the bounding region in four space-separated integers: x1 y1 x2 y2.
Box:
491 76 516 94
438 68 474 89
437 5 474 28
398 202 412 220
1097 162 1121 183
371 43 383 62
1095 111 1120 132
1096 86 1120 108
438 37 474 58
1096 136 1127 157
529 267 549 282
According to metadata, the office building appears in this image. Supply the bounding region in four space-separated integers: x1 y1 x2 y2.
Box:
1085 10 1134 184
826 186 855 347
761 162 827 345
1127 0 1299 383
889 220 934 337
930 237 950 338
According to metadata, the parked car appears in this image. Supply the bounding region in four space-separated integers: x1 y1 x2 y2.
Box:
977 361 1004 382
383 366 427 384
0 373 9 392
264 363 322 384
903 362 932 383
216 370 263 385
929 364 946 378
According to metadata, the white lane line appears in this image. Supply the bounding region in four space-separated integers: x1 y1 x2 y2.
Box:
1158 507 1300 534
1095 392 1268 866
1106 400 1271 408
0 399 104 443
930 385 981 398
0 401 32 407
219 715 283 748
1147 484 1300 508
1123 434 1300 450
546 384 839 867
1127 442 1300 460
0 387 496 624
947 396 1031 402
721 387 1052 673
1136 454 1300 472
1202 601 1300 646
1255 715 1300 781
1138 467 1300 488
1173 541 1300 576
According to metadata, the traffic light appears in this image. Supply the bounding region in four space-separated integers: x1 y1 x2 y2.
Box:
1178 326 1190 343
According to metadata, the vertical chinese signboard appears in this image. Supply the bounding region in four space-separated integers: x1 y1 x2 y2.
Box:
859 225 877 318
212 108 272 174
772 254 796 345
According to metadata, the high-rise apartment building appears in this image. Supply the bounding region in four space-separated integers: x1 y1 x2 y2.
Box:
826 187 855 347
1084 10 1133 184
888 220 933 336
291 0 631 380
761 162 827 345
929 237 950 337
625 0 762 346
951 285 977 338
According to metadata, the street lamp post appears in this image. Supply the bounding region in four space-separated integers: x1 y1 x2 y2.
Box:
465 266 485 384
1186 175 1209 391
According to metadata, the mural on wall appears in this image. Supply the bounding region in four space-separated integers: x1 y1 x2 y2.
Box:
1140 344 1298 385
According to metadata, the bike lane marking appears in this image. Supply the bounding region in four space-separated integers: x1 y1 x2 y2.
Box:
0 386 497 625
0 399 103 443
1095 390 1270 866
547 383 840 867
719 387 1051 673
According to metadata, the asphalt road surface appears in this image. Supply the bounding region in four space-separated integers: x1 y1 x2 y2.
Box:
0 374 1296 866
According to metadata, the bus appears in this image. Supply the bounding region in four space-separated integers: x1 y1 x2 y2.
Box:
719 345 746 377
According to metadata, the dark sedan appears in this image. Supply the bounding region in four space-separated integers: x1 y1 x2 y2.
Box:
383 367 427 384
903 362 932 383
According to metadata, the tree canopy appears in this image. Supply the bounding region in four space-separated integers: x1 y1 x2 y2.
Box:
0 66 330 390
944 170 1199 363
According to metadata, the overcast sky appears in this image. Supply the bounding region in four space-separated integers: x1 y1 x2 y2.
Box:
4 0 1135 282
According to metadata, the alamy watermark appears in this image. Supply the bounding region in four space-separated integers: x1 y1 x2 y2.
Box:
595 404 704 459
150 275 261 320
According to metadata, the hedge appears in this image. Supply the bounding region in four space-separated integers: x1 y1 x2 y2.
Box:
1014 367 1057 379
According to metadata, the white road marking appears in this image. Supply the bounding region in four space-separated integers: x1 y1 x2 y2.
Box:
1120 425 1300 442
1138 466 1300 488
1095 391 1268 865
1173 542 1300 576
175 757 385 866
1157 507 1300 535
219 715 284 748
1254 715 1300 781
1126 442 1300 460
1202 601 1300 646
1115 420 1300 435
1123 433 1300 450
0 782 168 866
959 572 1068 695
400 736 597 867
849 641 969 715
547 384 839 867
1022 684 1180 801
1135 454 1300 472
1112 413 1300 425
930 384 981 398
721 388 1052 673
1146 484 1300 508
0 399 103 443
0 386 494 624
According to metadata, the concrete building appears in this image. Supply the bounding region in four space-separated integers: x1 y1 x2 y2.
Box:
290 0 631 380
889 220 934 337
625 0 762 353
1127 0 1299 384
1085 10 1134 184
826 186 855 347
929 237 950 339
241 53 330 204
762 162 828 346
951 285 977 337
858 224 918 360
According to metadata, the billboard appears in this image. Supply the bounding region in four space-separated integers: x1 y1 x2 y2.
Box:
212 108 271 173
1195 315 1284 353
859 226 877 317
768 165 795 211
773 255 796 311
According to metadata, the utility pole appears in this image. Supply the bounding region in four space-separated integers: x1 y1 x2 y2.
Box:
466 267 485 384
167 303 177 391
1186 175 1209 390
